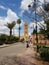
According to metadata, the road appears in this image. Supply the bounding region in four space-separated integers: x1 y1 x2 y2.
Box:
0 43 49 65
0 43 26 60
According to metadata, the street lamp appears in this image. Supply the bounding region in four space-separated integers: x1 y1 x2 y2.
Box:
28 0 39 52
27 0 48 51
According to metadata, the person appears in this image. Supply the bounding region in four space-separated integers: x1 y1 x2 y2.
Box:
37 45 39 52
26 41 29 48
30 38 32 44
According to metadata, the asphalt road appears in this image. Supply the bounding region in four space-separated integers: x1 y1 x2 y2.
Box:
0 43 26 60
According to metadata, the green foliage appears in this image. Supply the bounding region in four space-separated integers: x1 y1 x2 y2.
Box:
5 21 16 36
5 36 19 44
17 19 21 24
44 3 49 12
40 47 49 61
0 34 19 45
39 28 45 34
39 19 49 39
0 34 7 41
17 19 21 40
45 19 49 39
37 43 44 48
6 21 16 30
0 34 8 45
10 36 19 42
20 38 24 42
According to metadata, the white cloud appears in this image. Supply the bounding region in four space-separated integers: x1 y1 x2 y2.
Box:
0 5 7 10
39 0 49 3
12 29 19 36
39 0 44 3
0 9 19 25
6 9 18 22
20 0 44 16
14 20 24 29
28 20 46 35
20 0 49 16
0 8 24 36
29 21 45 29
20 0 34 16
20 0 48 35
19 10 24 17
21 0 33 11
0 9 18 35
28 22 36 36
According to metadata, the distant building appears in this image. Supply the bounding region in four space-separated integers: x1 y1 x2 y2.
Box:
32 34 49 44
24 22 28 41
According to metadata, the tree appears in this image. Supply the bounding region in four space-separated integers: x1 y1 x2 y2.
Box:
45 19 49 39
5 21 16 37
39 28 45 34
17 19 21 40
39 3 49 39
31 29 36 35
44 3 49 12
39 19 49 39
44 3 49 39
33 29 37 34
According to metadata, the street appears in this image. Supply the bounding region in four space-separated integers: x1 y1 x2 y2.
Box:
0 43 26 60
0 43 49 65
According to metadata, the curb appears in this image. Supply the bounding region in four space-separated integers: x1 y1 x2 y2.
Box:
0 42 21 49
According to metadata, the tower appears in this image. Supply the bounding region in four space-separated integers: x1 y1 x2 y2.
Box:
24 22 28 41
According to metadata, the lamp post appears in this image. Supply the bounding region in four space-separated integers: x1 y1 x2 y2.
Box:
34 0 38 52
28 0 38 52
44 0 47 45
30 23 34 34
27 0 48 52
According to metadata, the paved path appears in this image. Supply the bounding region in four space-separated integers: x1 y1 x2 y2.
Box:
0 43 49 65
0 43 26 60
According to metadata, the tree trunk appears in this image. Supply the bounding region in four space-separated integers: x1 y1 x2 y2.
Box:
10 29 12 37
19 24 20 40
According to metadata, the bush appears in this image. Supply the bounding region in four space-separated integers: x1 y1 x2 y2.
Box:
20 38 24 42
0 34 8 45
0 34 8 41
40 47 49 61
0 41 4 45
0 34 19 44
5 36 19 44
9 36 19 42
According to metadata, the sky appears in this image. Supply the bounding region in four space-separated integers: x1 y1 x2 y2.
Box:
0 0 49 36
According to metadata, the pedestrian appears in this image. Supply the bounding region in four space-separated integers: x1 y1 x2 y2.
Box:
26 41 29 48
30 38 32 44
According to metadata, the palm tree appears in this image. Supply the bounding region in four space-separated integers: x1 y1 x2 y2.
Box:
17 19 21 40
5 21 16 37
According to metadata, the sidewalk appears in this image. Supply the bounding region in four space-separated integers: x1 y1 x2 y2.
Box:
0 42 26 49
0 43 18 49
20 48 49 65
0 44 9 48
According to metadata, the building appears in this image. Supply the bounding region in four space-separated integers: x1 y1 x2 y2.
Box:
32 34 49 44
24 22 28 41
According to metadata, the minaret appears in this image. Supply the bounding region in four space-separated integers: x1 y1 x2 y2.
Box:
24 22 28 41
